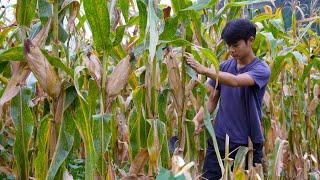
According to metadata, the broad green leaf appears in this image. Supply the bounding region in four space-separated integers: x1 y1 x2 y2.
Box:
129 108 140 159
0 47 24 62
185 120 197 162
11 88 34 179
210 0 271 25
199 47 219 71
74 98 96 180
38 0 52 23
119 0 129 22
137 0 147 43
253 13 274 23
181 0 218 11
159 38 194 47
47 109 76 180
34 115 51 180
113 25 126 47
93 113 112 176
83 0 111 53
159 16 179 41
157 119 170 169
146 0 160 62
16 0 37 27
203 103 224 173
233 146 249 172
158 89 169 124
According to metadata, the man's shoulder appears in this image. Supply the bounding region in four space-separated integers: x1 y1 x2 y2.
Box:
253 59 270 72
220 58 234 70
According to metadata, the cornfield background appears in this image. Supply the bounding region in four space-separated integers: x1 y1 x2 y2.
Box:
0 0 319 179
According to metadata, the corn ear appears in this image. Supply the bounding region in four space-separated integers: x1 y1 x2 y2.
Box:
84 52 103 86
24 39 61 98
106 53 135 98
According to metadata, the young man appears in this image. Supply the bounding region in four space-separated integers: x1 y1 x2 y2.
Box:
185 19 270 179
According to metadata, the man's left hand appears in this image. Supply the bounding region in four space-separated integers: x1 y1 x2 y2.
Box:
185 53 209 75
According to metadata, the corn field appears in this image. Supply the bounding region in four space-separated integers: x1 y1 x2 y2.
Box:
0 0 319 179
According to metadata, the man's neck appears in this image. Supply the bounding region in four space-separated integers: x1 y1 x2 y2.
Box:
237 52 255 67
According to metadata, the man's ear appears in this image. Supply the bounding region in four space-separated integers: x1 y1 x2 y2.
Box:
247 36 255 46
249 36 255 43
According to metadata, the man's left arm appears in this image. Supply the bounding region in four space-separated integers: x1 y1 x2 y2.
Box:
203 70 255 87
186 56 270 88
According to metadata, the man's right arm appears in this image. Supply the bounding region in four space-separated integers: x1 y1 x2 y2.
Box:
193 86 220 134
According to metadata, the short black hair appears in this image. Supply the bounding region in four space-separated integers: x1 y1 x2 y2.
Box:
221 19 256 45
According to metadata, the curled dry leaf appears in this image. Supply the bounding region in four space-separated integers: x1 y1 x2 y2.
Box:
0 62 30 117
107 53 135 98
67 2 80 31
164 50 183 112
264 5 273 14
129 149 149 176
116 109 129 164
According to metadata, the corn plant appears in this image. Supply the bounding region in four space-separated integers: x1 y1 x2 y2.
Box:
0 0 319 179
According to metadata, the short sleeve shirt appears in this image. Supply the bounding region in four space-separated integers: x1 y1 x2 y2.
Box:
208 58 270 144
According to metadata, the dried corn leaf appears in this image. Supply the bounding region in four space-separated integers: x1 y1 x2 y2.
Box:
165 51 183 111
0 63 30 117
116 110 129 164
129 149 149 176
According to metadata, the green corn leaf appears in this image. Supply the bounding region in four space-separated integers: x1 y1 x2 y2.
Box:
16 0 37 27
83 0 111 53
11 88 34 179
0 47 24 62
233 146 249 172
74 97 96 180
47 109 76 180
41 50 75 77
181 0 218 11
34 115 51 180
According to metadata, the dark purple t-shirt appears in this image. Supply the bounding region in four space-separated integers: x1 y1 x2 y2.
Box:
208 58 270 144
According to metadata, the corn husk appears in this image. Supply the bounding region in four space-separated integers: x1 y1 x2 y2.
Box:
83 52 102 86
24 39 61 98
106 53 135 98
165 50 183 111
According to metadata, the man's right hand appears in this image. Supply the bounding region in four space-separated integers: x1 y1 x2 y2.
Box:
193 118 203 135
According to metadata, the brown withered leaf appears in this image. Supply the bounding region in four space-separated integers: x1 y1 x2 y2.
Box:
32 19 51 46
0 62 30 117
107 53 135 98
307 98 319 115
129 149 149 176
107 163 116 180
116 109 129 164
0 166 14 177
165 50 183 112
67 2 80 31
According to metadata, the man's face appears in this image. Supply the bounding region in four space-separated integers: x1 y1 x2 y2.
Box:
226 37 253 61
